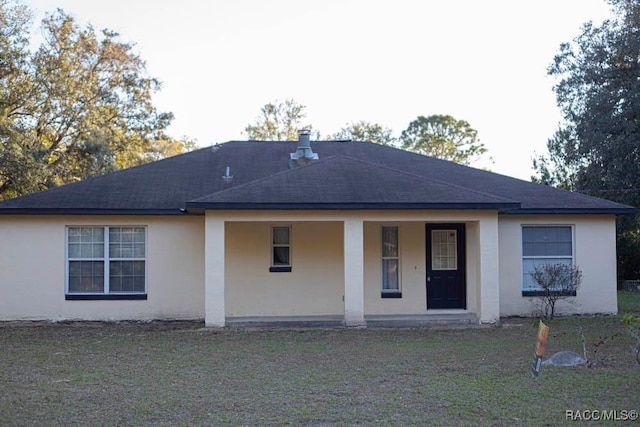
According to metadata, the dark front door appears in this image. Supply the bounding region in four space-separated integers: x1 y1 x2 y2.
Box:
426 223 466 309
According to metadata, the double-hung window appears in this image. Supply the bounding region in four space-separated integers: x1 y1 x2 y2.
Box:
270 226 291 272
381 226 401 298
522 225 574 295
66 226 147 300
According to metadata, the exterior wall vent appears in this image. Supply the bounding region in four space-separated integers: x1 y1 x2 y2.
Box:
290 129 318 160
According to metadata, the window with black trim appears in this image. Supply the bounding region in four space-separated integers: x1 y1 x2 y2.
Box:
522 225 574 296
270 226 291 272
381 226 401 298
66 226 147 300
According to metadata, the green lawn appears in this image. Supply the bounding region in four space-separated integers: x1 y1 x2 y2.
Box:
619 290 640 315
1 293 638 426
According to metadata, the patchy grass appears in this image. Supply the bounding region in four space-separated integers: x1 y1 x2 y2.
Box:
0 295 639 426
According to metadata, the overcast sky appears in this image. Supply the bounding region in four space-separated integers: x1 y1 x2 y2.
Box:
23 0 612 180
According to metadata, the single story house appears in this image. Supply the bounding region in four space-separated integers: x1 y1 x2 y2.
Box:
0 133 636 326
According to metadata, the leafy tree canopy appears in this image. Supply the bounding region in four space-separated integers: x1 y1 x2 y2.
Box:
329 120 396 146
244 99 316 141
533 0 640 207
533 0 640 281
244 101 490 166
0 1 191 200
399 115 487 165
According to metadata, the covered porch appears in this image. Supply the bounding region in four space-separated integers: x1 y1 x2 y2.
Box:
204 210 500 327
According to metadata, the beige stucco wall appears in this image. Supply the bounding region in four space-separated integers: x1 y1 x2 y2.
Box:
363 222 426 314
4 210 616 322
498 214 618 317
0 215 205 321
224 221 344 317
363 221 481 316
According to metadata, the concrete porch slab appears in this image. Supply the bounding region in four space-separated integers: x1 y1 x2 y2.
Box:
224 313 480 329
364 313 479 328
226 315 344 329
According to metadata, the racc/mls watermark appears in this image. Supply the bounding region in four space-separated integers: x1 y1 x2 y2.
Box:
565 409 638 422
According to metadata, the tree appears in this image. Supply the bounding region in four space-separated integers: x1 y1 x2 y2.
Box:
244 99 316 141
0 3 190 200
532 0 640 281
533 0 640 203
399 115 488 165
530 263 582 319
329 120 396 145
618 215 640 281
531 128 580 190
149 137 197 161
0 1 38 197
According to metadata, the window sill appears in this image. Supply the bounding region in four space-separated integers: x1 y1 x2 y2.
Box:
381 292 402 299
66 294 147 301
269 266 292 273
522 290 576 297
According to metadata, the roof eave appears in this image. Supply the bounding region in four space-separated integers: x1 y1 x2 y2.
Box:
0 208 189 215
185 202 521 211
500 207 639 215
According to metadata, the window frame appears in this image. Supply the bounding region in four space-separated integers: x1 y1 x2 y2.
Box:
381 225 401 298
65 226 148 300
269 225 292 273
521 225 575 296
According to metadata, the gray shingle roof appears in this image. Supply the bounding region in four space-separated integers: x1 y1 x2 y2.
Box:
0 140 635 214
188 155 519 210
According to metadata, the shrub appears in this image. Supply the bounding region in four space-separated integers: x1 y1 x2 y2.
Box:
530 263 582 319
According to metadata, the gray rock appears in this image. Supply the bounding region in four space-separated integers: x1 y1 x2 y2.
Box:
542 351 587 367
